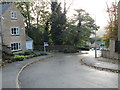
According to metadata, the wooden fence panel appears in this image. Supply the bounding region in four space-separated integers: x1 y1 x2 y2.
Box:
34 45 77 51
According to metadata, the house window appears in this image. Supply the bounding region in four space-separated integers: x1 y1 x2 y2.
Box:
11 27 19 35
11 42 21 51
11 11 17 19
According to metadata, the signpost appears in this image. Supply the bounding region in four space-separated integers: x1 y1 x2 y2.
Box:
44 42 49 52
99 41 105 50
100 41 105 47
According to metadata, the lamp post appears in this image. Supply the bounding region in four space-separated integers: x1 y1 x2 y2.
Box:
94 28 97 58
90 14 97 58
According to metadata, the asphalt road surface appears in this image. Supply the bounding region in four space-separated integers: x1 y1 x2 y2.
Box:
0 68 2 90
19 51 118 88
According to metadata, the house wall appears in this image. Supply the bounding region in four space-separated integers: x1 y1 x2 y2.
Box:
2 4 26 52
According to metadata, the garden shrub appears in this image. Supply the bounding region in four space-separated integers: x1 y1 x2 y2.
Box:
40 52 48 55
17 53 25 55
3 56 16 62
64 48 77 53
4 60 12 63
24 51 35 55
14 55 27 61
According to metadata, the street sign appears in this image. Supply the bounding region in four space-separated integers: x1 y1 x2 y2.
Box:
100 41 105 47
44 42 49 53
44 42 49 46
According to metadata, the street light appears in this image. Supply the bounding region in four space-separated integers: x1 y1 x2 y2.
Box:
94 27 97 58
90 14 97 58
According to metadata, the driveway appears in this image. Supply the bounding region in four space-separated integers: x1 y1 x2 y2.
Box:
19 53 118 88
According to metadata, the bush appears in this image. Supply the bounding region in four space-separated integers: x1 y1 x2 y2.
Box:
64 48 77 53
24 51 35 55
31 51 48 57
4 60 12 63
17 53 25 55
3 56 16 62
40 52 48 55
14 55 27 61
49 50 59 53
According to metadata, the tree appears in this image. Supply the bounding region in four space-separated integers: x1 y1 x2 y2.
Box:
71 9 97 47
31 1 51 43
31 1 50 28
61 9 98 48
50 1 66 45
15 2 33 33
15 1 97 48
16 1 51 45
103 1 118 47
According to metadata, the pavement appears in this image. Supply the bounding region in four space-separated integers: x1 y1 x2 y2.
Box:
2 54 53 88
81 50 120 73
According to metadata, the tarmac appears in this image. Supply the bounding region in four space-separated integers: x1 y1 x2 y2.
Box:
2 55 53 88
19 53 118 88
1 51 120 88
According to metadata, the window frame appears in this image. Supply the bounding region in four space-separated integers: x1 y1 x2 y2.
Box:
10 27 20 35
11 11 17 19
10 42 21 51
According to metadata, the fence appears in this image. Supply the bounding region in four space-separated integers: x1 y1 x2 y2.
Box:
34 45 77 52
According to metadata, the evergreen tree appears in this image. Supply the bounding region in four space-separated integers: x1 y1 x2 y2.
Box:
50 1 66 45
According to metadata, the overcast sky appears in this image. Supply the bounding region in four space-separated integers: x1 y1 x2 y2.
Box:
64 0 119 28
58 0 119 36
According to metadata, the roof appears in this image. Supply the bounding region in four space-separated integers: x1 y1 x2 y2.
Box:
26 35 33 41
0 3 13 15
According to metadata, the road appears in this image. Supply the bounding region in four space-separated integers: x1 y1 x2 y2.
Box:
0 68 2 90
19 51 118 88
2 55 52 88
